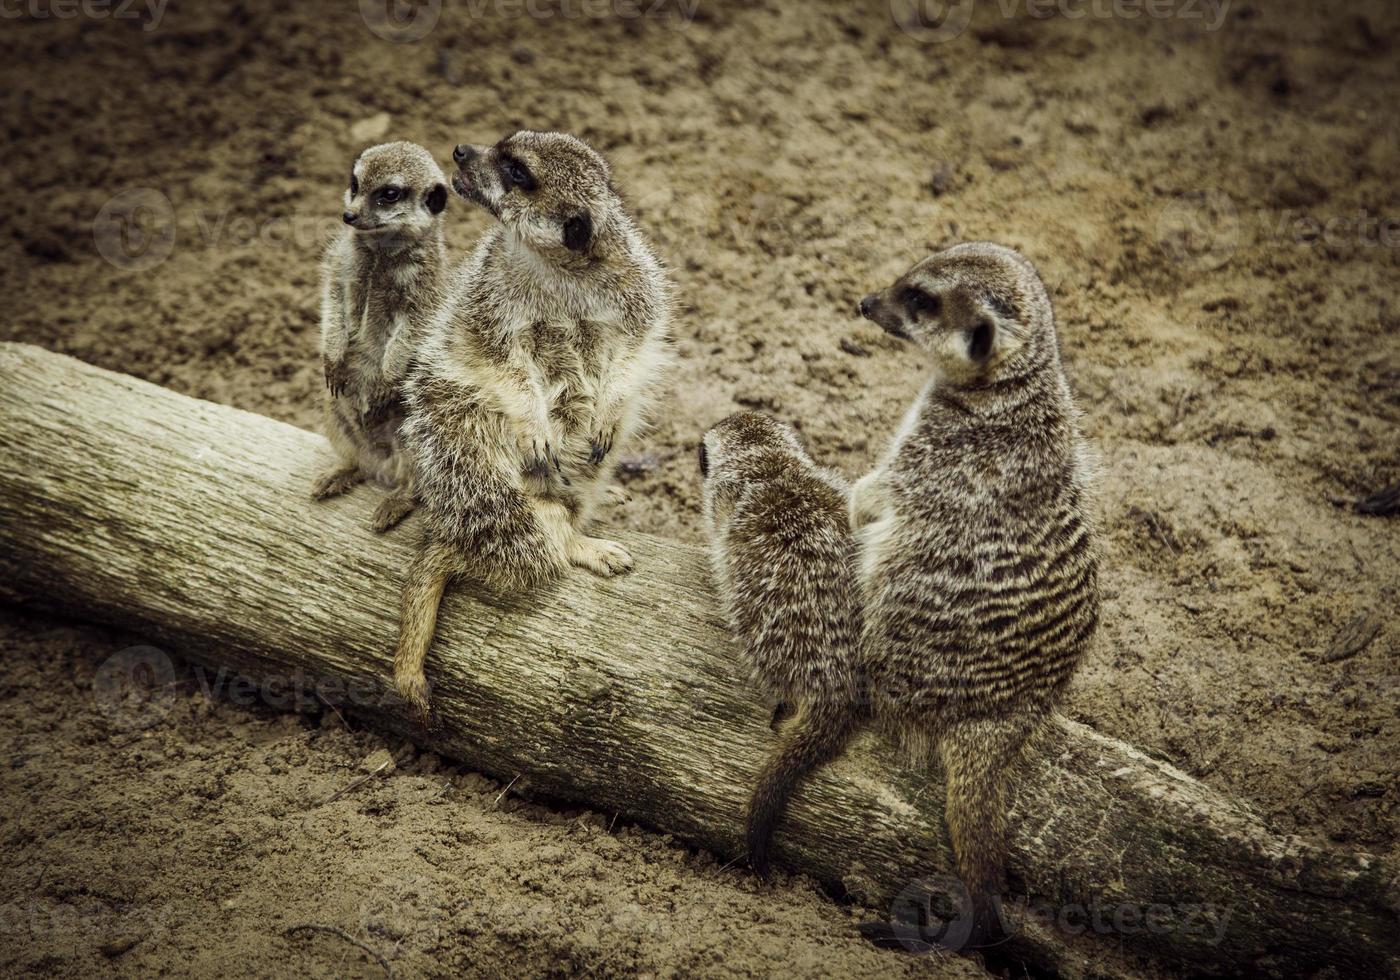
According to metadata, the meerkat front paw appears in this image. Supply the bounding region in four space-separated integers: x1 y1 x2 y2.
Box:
311 464 364 500
605 485 630 506
518 428 567 483
567 536 634 577
588 428 615 466
324 356 350 399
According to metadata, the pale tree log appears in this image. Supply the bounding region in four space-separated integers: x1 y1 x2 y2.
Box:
0 342 1394 979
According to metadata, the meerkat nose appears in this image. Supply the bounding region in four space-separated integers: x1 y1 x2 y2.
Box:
452 144 475 165
342 210 358 225
858 295 874 318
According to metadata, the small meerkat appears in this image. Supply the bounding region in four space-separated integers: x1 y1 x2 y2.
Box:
851 242 1100 948
313 141 450 532
698 412 864 880
391 130 673 723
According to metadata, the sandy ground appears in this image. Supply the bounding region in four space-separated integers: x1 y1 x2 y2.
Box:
3 0 1398 976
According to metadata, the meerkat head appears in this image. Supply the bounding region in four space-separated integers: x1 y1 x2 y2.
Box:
449 130 616 263
699 413 810 520
700 412 808 480
857 242 1056 387
342 141 449 246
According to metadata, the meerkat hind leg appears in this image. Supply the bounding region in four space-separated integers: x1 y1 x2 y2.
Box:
935 716 1034 950
372 486 417 533
534 497 633 577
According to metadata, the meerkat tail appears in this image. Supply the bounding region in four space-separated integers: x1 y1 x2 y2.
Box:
937 717 1034 949
746 694 860 880
392 537 457 725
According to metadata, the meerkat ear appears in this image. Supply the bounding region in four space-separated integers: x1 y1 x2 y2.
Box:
563 211 593 253
967 318 996 363
425 183 448 215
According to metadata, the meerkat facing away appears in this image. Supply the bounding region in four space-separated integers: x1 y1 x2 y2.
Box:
391 131 672 723
313 141 450 532
851 242 1100 949
698 413 863 877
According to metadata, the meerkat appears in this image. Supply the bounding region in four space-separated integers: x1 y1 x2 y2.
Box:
698 413 864 876
313 140 450 532
849 242 1100 948
391 130 672 723
722 245 1097 950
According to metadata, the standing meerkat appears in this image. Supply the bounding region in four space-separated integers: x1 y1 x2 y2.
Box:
313 141 450 532
391 130 673 723
724 244 1098 951
850 242 1100 948
698 413 863 876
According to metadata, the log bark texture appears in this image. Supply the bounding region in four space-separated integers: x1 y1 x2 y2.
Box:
0 342 1394 979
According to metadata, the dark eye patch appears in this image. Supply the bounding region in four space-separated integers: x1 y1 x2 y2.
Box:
375 186 404 205
500 156 536 192
350 171 359 196
968 319 995 362
900 287 940 317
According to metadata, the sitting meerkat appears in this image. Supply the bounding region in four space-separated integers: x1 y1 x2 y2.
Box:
313 141 450 532
850 242 1100 948
698 412 864 880
391 130 673 723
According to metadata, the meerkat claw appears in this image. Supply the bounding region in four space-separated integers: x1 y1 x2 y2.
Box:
523 439 551 479
552 453 571 486
589 432 613 465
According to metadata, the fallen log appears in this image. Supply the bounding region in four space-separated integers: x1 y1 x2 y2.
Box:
0 342 1394 979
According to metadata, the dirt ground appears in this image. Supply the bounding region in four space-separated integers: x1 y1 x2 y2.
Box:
2 0 1397 977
